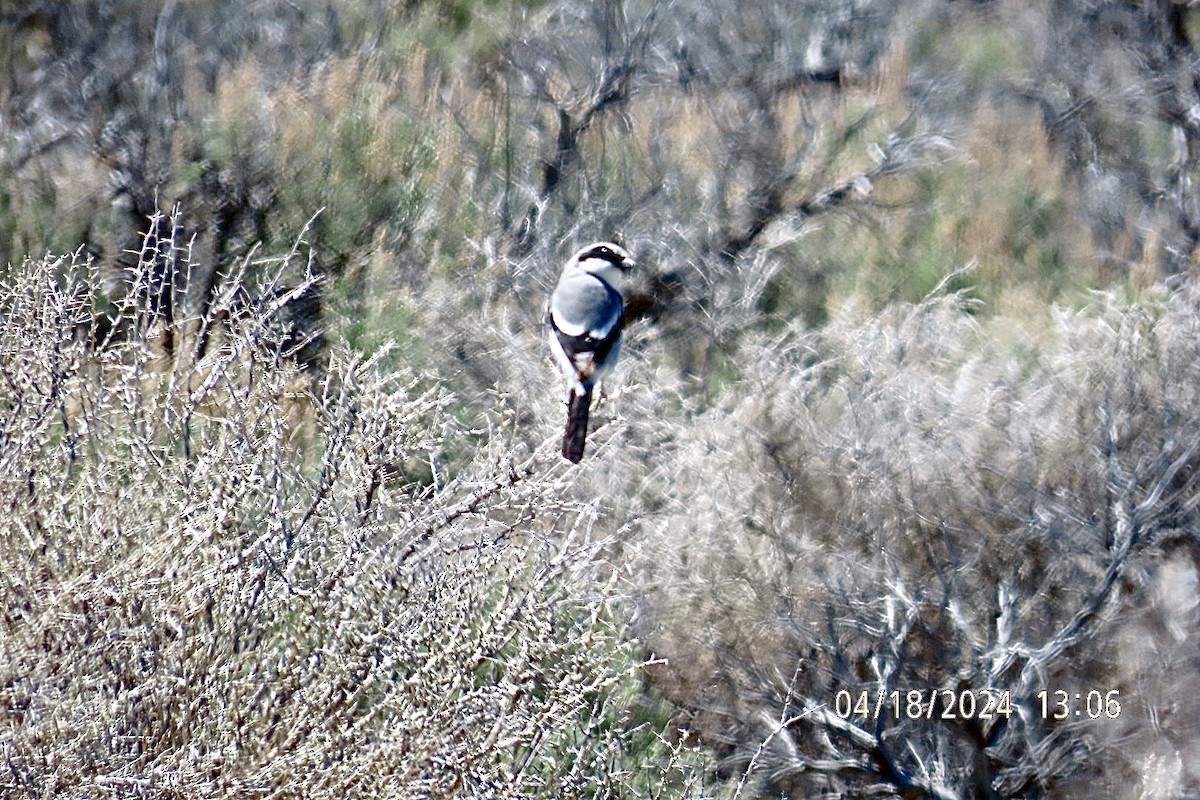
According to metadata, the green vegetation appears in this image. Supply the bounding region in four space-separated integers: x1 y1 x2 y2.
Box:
5 0 1200 797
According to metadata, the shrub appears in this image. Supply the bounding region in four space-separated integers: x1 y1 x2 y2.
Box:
0 243 718 799
625 286 1200 797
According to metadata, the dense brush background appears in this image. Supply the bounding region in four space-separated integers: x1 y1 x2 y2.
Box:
4 1 1200 798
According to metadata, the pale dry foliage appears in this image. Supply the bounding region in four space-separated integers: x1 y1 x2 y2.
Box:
0 244 715 799
623 285 1200 798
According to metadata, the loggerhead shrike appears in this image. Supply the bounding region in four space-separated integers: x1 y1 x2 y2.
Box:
547 241 636 462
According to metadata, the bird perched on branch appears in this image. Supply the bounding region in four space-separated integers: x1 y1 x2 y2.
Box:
547 241 636 463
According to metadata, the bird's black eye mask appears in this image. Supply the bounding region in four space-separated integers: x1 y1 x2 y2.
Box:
586 245 630 268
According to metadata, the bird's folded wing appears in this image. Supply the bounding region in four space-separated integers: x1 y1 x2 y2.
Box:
548 272 623 340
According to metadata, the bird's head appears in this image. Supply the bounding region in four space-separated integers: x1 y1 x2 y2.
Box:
568 241 636 283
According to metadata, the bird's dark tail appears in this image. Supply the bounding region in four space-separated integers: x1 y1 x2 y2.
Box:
562 388 592 463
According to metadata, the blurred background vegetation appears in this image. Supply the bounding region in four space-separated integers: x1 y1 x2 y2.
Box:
9 0 1200 343
5 0 1200 797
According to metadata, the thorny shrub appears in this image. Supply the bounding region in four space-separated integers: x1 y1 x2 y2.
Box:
0 244 717 800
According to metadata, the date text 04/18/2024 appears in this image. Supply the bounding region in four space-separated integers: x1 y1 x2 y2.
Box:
832 688 1122 721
